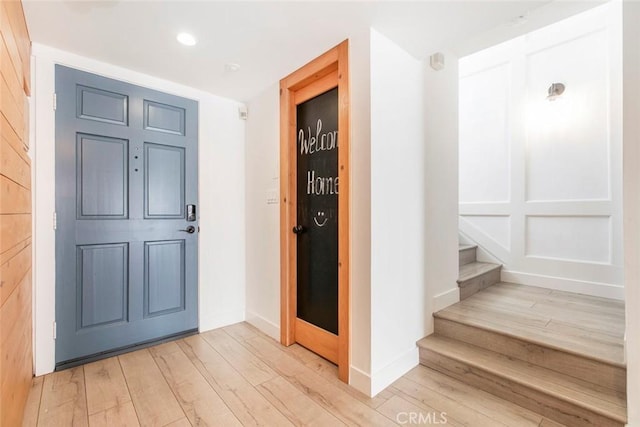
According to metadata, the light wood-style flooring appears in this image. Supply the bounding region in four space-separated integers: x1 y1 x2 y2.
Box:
22 322 566 426
437 282 625 366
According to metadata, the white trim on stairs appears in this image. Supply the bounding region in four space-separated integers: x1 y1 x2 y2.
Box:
433 287 460 312
501 270 625 300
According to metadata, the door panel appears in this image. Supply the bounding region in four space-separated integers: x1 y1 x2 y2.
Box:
144 240 185 317
143 100 185 135
77 243 128 329
76 85 128 125
296 87 339 336
76 134 128 219
55 65 198 366
144 142 185 218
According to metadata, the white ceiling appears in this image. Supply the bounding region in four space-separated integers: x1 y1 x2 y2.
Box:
22 1 603 102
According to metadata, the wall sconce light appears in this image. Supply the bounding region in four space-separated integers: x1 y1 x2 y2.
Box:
547 83 565 101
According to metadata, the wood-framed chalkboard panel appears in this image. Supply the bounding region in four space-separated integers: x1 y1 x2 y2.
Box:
280 40 350 383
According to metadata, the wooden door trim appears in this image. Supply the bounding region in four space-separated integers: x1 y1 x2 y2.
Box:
279 40 350 382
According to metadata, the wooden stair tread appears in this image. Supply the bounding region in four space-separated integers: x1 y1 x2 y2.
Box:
495 282 625 310
435 283 625 367
433 316 626 394
446 248 626 424
458 261 501 284
417 335 627 423
435 306 624 366
452 295 622 338
483 283 625 314
404 366 560 427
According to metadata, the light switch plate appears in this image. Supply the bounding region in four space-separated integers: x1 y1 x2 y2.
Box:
267 189 279 205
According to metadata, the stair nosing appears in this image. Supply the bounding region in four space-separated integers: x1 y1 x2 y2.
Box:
418 335 627 423
433 310 626 369
459 244 477 251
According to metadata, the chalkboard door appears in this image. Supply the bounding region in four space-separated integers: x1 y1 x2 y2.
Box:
296 88 339 335
280 41 350 382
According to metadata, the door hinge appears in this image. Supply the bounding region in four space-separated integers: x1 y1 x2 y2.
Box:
53 211 57 230
53 93 57 110
53 321 57 340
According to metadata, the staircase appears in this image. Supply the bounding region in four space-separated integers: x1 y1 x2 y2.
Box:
417 245 627 427
458 244 501 299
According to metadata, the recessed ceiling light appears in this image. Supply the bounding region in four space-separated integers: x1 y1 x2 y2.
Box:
177 32 197 47
225 63 241 72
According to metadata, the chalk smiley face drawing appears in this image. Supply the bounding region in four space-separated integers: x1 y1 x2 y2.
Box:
313 210 328 227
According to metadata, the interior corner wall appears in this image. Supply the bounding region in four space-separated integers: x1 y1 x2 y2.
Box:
347 30 373 394
243 30 374 395
244 30 459 397
622 2 640 425
244 82 281 340
369 29 426 395
423 52 460 316
31 44 247 375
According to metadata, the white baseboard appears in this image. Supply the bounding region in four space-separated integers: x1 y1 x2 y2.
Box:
199 309 245 333
349 365 372 396
433 287 459 312
501 270 625 300
245 311 280 341
370 347 419 397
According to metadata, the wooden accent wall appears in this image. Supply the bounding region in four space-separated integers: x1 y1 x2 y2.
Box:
0 0 32 425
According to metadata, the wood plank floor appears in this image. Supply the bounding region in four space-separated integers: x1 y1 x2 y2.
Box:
23 322 566 426
438 282 625 366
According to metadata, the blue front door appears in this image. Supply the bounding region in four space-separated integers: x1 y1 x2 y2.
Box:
55 65 198 366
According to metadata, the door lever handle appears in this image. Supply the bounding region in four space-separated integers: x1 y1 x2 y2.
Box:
179 225 196 234
292 225 306 234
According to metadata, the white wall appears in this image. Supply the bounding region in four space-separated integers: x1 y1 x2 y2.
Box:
244 82 281 340
369 30 425 395
244 30 375 395
458 3 624 299
347 30 374 394
31 44 246 375
424 53 461 314
244 29 460 397
622 2 640 425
